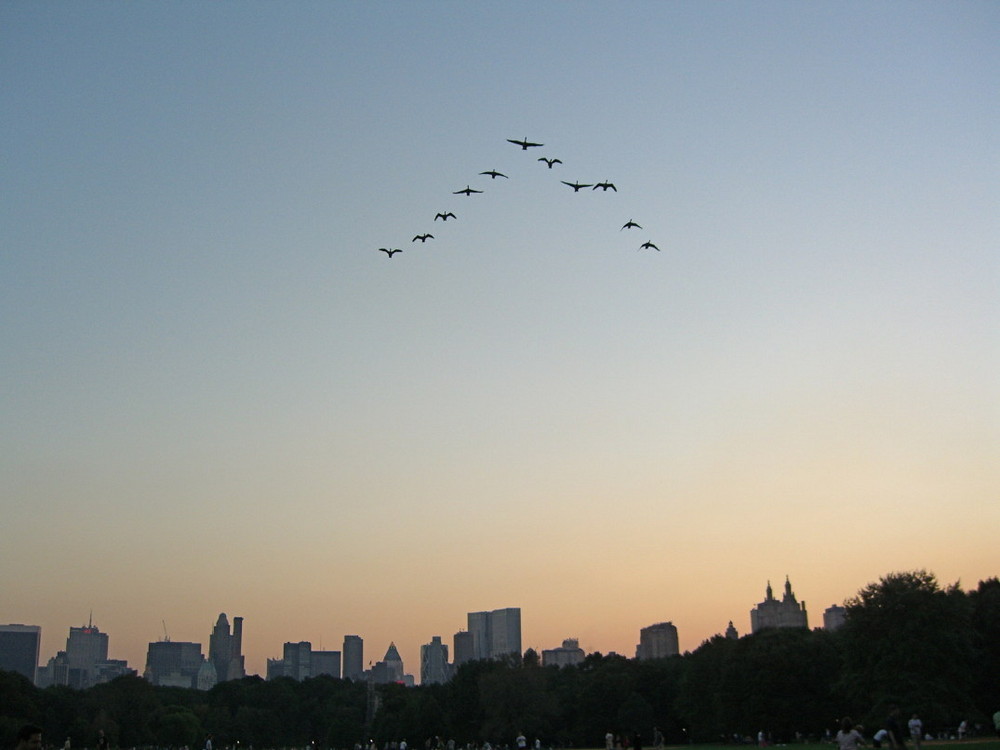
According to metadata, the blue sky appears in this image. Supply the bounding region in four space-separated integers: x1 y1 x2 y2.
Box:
2 1 997 679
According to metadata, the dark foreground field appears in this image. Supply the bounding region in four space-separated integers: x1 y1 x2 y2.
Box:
653 743 1000 750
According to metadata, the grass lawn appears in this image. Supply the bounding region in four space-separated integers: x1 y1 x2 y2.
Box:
619 743 1000 750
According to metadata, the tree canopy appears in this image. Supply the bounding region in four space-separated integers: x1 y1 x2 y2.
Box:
2 572 996 749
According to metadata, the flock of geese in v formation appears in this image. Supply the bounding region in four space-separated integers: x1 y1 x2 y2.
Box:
376 137 661 258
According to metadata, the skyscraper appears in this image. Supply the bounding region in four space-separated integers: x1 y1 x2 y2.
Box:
370 642 404 684
66 622 109 688
0 624 41 683
750 577 809 633
636 622 679 660
420 636 449 685
343 635 363 681
467 607 522 661
311 650 341 678
281 641 313 681
144 641 205 687
453 630 474 667
265 642 341 680
208 613 245 682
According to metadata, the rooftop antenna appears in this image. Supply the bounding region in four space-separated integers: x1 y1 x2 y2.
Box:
161 620 170 642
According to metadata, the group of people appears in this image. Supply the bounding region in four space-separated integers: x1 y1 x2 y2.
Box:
603 729 663 750
834 705 1000 750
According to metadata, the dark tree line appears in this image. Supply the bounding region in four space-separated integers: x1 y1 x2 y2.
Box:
3 572 997 749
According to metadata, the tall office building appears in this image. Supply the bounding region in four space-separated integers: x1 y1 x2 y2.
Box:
283 641 312 681
636 622 679 660
0 624 41 683
467 607 522 661
750 577 809 633
66 622 109 688
37 622 133 690
266 642 341 680
144 641 205 688
208 613 245 682
420 636 450 685
369 642 404 684
343 635 363 681
311 650 341 678
453 630 474 667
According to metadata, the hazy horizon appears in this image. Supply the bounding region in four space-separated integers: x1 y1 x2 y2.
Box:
2 2 997 682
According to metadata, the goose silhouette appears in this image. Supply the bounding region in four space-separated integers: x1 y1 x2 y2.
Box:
507 137 543 150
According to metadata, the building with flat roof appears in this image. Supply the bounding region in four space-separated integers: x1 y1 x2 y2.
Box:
636 622 679 660
823 604 846 631
467 607 521 661
0 624 41 683
421 636 450 685
144 641 205 688
542 638 585 667
453 630 474 667
343 635 363 681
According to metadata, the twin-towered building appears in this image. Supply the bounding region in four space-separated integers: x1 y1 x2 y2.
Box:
750 576 809 632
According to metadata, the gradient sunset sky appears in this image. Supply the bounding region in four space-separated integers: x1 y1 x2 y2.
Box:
2 1 998 681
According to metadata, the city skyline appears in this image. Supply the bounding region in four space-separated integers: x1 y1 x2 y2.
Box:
5 570 994 683
2 2 997 692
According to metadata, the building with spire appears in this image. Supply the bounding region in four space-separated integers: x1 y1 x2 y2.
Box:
369 642 406 684
36 619 133 689
750 576 809 633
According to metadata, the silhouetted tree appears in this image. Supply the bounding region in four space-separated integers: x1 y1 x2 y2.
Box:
838 570 974 729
